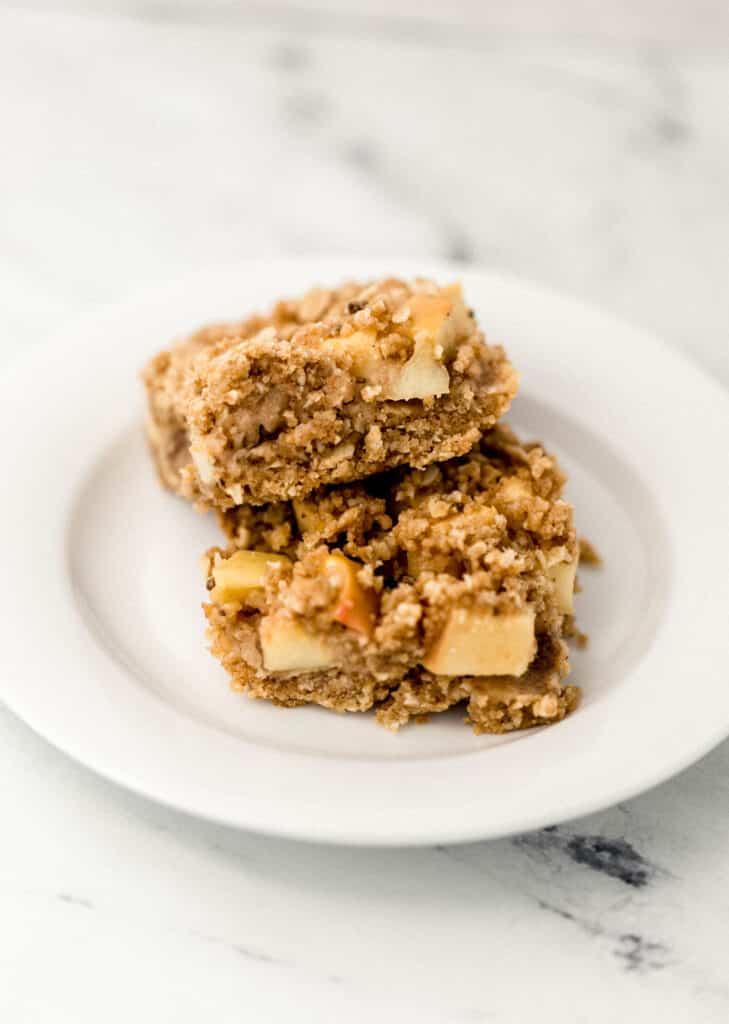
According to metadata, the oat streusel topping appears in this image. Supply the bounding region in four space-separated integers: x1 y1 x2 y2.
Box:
205 425 580 734
143 278 518 506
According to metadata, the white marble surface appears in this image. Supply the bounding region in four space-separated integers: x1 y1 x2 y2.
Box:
1 3 729 1021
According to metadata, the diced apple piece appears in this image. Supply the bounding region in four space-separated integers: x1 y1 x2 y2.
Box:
422 607 536 677
549 559 577 614
324 553 378 637
409 294 453 338
190 443 216 486
259 615 337 672
209 550 290 605
385 337 450 401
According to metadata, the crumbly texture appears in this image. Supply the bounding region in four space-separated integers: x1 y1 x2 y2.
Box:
376 662 580 735
205 425 580 734
143 278 518 507
142 309 298 494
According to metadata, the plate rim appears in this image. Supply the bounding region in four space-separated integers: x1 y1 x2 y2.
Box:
2 257 729 846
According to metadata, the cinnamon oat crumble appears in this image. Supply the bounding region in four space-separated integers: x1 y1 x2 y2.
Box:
204 426 581 734
142 278 518 506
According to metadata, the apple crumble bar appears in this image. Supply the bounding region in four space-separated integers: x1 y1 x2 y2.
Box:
203 426 581 734
143 278 518 506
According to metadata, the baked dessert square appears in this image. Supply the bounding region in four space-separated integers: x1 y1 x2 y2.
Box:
142 278 518 506
203 426 581 734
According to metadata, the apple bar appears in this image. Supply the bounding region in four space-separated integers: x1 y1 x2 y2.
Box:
143 278 518 507
203 426 581 735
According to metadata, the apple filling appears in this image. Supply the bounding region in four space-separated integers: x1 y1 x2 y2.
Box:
210 551 543 678
257 552 376 671
422 606 537 677
548 558 577 614
260 615 337 672
209 548 379 672
386 336 449 401
344 287 470 401
324 553 378 637
208 549 291 605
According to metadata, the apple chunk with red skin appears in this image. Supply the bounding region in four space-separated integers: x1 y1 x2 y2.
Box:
324 553 378 637
422 606 536 677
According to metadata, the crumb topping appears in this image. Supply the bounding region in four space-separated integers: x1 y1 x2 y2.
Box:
205 425 579 733
143 277 518 506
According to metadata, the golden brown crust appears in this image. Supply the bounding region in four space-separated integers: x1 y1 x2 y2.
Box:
142 278 518 506
377 661 581 734
205 426 580 734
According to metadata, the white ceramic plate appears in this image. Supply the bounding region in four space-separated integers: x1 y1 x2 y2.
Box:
2 260 728 846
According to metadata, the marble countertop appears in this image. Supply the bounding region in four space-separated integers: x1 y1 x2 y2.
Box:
1 3 728 1021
